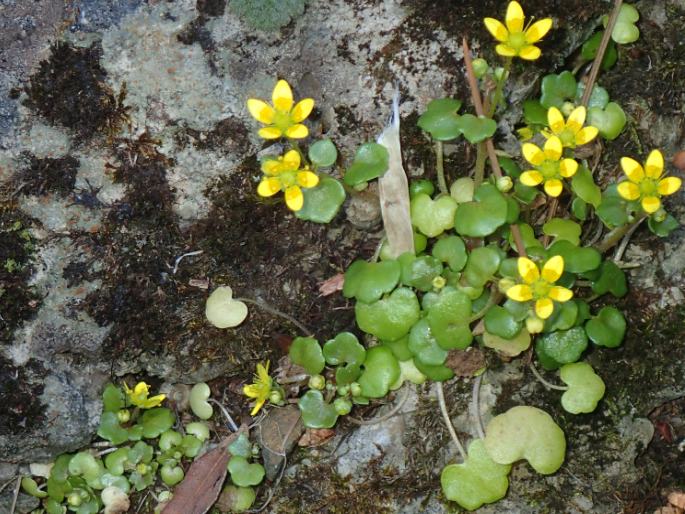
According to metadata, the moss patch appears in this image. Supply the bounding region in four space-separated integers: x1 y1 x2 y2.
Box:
17 153 79 198
0 355 47 436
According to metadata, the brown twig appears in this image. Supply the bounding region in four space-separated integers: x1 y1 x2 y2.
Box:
580 0 624 108
462 37 528 257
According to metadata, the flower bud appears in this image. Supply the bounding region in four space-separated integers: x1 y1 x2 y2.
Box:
333 398 352 416
653 209 667 223
494 67 508 82
496 176 513 193
337 384 350 397
561 102 575 117
308 375 326 390
432 276 447 290
498 278 516 294
268 390 283 404
136 463 150 475
526 315 544 334
117 409 131 423
67 492 82 507
350 382 362 397
472 58 489 79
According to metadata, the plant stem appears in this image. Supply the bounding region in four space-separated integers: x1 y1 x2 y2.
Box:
487 59 511 119
348 385 411 426
235 297 312 336
529 363 568 391
436 382 467 462
613 217 644 261
580 0 624 108
596 217 645 254
435 140 448 195
469 288 501 323
470 373 486 440
474 142 487 188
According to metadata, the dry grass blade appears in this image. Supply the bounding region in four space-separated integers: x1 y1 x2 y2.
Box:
377 89 415 258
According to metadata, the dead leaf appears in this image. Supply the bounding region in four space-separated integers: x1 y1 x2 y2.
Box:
189 278 209 289
161 428 244 514
445 348 486 378
298 428 335 447
669 492 685 509
258 405 304 480
318 273 344 296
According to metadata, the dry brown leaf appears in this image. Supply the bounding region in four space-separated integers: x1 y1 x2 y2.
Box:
445 348 486 378
669 491 685 509
161 428 244 514
318 273 344 296
298 428 335 447
258 405 303 480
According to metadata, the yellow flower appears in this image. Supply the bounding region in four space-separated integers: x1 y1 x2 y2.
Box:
544 106 599 149
484 1 553 60
257 149 319 211
617 149 682 214
506 256 573 320
247 80 314 139
123 382 165 409
519 135 578 197
243 361 273 416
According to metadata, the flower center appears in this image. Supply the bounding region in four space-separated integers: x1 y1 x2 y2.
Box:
539 160 560 179
273 110 293 131
508 31 527 51
558 128 576 148
639 178 658 196
280 170 297 187
532 279 552 299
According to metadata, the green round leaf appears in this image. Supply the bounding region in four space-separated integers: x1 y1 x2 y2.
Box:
441 439 511 511
483 328 531 357
220 485 256 513
536 327 589 370
540 71 577 109
547 240 601 273
343 259 401 303
409 179 436 199
398 253 443 291
572 197 588 220
455 114 497 144
289 336 325 375
596 185 631 228
296 176 346 224
571 165 602 208
587 102 626 140
355 287 421 341
343 143 389 186
189 382 213 420
308 139 338 167
606 4 640 44
323 332 366 385
357 346 400 398
484 406 566 474
591 260 627 297
523 99 548 126
21 477 48 498
575 82 610 110
454 183 508 238
298 390 339 428
432 235 468 271
102 384 125 413
463 246 502 287
560 362 606 414
413 358 454 381
450 177 475 203
543 218 581 246
228 456 265 487
97 412 130 445
228 433 253 459
543 300 579 333
408 319 448 366
140 408 175 439
648 213 679 237
104 448 129 476
417 98 463 141
410 193 458 237
581 31 617 70
484 305 522 340
426 287 473 350
585 306 626 348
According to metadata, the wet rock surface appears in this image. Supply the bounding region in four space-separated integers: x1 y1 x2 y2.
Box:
0 0 684 512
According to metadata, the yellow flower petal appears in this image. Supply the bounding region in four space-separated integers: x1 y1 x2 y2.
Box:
285 124 309 139
658 176 682 196
506 284 533 302
297 170 319 188
291 98 315 123
620 157 644 182
520 170 544 186
547 107 565 134
134 382 149 395
247 99 275 124
261 159 280 175
566 106 586 133
575 126 599 146
522 143 544 166
535 298 554 319
284 185 304 211
544 178 563 197
484 17 509 42
258 126 282 139
543 136 562 161
645 149 664 178
257 361 270 382
559 158 578 178
616 181 640 201
525 18 552 43
250 398 266 416
243 384 261 398
548 286 573 302
495 44 517 57
505 0 525 33
518 257 540 284
272 79 293 112
518 45 542 61
282 149 301 169
257 177 282 197
542 255 564 283
641 196 661 213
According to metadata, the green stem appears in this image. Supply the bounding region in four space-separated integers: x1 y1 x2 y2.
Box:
487 59 511 118
469 288 501 323
436 382 467 462
596 217 644 254
435 140 448 195
474 142 487 188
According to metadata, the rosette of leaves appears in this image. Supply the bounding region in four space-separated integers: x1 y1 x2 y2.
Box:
227 434 266 487
322 332 366 385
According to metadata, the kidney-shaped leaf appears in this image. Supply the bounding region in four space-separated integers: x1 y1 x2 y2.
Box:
323 332 366 385
484 406 566 474
454 183 508 238
417 98 463 141
441 439 511 511
357 346 400 398
296 176 346 224
206 286 248 328
355 287 420 341
343 143 389 186
559 362 606 414
343 259 400 304
411 194 458 238
289 337 325 375
536 327 588 370
298 390 339 429
585 306 626 348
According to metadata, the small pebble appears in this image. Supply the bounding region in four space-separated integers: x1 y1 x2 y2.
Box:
672 150 685 171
